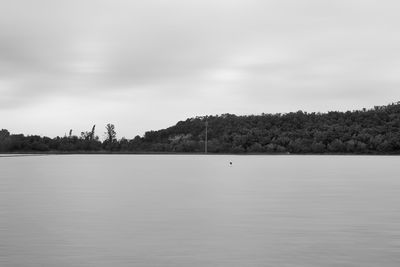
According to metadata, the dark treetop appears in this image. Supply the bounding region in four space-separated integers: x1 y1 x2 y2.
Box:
2 102 400 154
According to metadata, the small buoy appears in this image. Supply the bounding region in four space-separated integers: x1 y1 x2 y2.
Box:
229 161 232 165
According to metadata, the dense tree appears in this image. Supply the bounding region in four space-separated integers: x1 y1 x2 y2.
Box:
104 123 117 151
131 102 400 154
2 102 400 154
105 124 116 142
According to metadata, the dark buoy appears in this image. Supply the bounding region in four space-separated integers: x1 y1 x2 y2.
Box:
229 161 232 165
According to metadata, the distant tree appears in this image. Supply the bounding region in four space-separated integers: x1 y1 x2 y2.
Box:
0 129 10 139
119 137 129 151
328 139 345 152
104 123 117 150
310 141 324 153
248 142 263 153
3 102 400 154
0 129 11 151
90 125 96 140
80 131 91 140
80 125 97 141
105 124 116 142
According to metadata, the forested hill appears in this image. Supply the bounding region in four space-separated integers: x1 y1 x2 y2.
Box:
2 102 400 154
137 102 400 154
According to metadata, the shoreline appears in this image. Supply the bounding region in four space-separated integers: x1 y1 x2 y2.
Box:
1 151 399 156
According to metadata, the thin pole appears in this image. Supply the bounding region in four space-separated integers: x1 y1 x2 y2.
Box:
205 120 208 154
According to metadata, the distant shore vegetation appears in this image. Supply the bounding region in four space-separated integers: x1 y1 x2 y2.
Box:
2 102 400 154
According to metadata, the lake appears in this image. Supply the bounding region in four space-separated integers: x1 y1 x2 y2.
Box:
1 155 400 266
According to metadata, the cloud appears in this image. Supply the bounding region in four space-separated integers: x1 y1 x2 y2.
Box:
1 0 400 136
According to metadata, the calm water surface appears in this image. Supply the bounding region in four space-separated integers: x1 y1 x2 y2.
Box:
1 155 400 266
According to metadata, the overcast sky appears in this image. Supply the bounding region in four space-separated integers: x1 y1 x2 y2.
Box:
1 0 400 138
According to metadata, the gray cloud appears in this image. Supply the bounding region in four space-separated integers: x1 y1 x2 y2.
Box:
1 0 400 137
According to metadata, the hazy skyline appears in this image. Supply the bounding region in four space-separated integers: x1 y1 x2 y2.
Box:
2 0 400 138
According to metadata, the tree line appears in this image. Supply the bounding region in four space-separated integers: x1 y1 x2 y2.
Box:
2 102 400 154
0 123 118 152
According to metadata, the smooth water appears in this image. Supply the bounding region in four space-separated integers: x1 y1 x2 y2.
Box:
1 155 400 266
